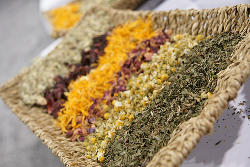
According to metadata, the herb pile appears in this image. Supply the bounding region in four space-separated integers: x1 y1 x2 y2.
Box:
102 32 243 167
44 34 108 119
83 33 203 162
20 12 112 105
56 17 157 137
82 31 171 161
47 1 82 32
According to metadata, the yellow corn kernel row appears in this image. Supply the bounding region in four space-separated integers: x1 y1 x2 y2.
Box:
82 34 204 162
57 17 157 132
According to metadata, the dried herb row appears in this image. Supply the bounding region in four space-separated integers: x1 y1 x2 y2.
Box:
20 13 112 105
89 31 170 113
82 31 171 161
83 34 202 162
102 32 243 167
44 34 108 119
57 17 157 133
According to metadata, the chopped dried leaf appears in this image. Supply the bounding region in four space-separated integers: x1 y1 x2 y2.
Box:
102 32 243 167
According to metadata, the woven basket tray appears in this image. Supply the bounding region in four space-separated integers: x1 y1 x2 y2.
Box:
47 0 146 38
0 4 250 167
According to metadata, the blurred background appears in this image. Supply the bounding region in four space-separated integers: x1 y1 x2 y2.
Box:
0 0 249 167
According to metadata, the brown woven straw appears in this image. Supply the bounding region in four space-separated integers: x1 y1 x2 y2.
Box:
111 0 145 10
0 4 250 167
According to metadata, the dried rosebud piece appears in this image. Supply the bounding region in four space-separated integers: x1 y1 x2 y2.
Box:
88 128 96 134
66 130 73 138
88 117 96 124
79 136 85 142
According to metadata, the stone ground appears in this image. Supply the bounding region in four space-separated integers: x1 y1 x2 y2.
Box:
0 0 162 166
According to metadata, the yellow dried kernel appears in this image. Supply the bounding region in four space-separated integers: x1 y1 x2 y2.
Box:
104 113 110 119
171 67 176 72
207 92 212 98
91 137 96 144
115 120 123 127
108 131 114 138
98 156 105 163
161 74 168 80
175 34 182 40
86 155 91 159
120 114 126 120
157 79 162 84
114 107 120 112
196 35 204 41
140 91 145 96
128 114 134 122
86 146 91 151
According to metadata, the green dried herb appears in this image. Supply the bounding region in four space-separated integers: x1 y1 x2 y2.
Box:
19 13 113 105
102 32 243 167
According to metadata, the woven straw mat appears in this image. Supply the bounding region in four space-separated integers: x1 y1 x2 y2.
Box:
0 4 250 167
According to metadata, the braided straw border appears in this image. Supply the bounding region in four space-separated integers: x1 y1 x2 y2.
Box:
111 0 145 10
0 4 249 167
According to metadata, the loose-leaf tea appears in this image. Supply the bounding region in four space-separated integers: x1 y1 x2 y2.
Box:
57 17 156 134
19 13 112 105
44 34 108 119
83 33 203 162
102 32 243 167
82 31 171 161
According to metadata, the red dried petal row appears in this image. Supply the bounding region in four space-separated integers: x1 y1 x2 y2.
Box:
44 34 108 118
69 31 170 141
